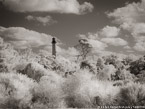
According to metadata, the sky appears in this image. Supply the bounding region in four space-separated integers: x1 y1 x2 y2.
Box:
0 0 145 57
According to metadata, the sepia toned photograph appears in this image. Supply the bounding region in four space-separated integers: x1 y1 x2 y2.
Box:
0 0 145 109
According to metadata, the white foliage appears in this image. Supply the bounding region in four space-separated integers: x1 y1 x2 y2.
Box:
63 69 120 108
33 72 66 108
97 64 116 80
22 62 48 81
0 72 36 108
55 56 79 74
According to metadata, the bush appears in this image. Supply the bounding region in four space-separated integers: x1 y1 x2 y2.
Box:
32 72 66 108
113 69 135 81
53 56 79 76
0 72 36 109
0 44 20 72
62 69 120 108
129 57 145 75
80 60 97 74
116 82 145 106
97 64 116 81
1 36 145 108
19 62 48 82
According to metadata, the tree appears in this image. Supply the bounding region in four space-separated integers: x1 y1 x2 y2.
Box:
96 58 104 70
75 39 92 61
129 56 145 75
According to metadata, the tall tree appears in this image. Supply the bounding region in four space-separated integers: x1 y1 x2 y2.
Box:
75 39 92 60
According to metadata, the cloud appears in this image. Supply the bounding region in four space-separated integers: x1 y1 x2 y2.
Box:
78 34 108 51
59 47 79 57
78 33 99 40
130 23 145 52
107 1 145 33
124 46 134 53
107 1 145 26
133 36 145 52
0 26 82 58
133 42 145 52
2 0 94 15
131 23 145 36
88 39 107 51
26 15 34 20
126 50 134 53
124 45 131 50
107 0 145 52
107 0 145 34
100 26 120 37
43 45 80 59
26 15 57 26
0 26 54 49
101 38 128 46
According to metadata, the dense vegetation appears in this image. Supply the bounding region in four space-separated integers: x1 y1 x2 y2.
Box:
0 37 145 109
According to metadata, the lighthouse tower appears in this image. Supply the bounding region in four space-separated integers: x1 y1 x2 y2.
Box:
52 37 57 58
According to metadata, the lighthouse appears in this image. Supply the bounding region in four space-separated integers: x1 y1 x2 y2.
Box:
52 37 56 58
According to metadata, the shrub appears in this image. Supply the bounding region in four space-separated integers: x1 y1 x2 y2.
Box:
62 69 120 108
97 64 116 81
0 72 36 109
54 56 79 76
96 58 104 70
32 72 66 108
135 77 145 84
113 69 135 81
135 71 145 84
80 60 97 74
116 82 145 106
129 57 145 75
20 62 48 82
0 44 20 72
